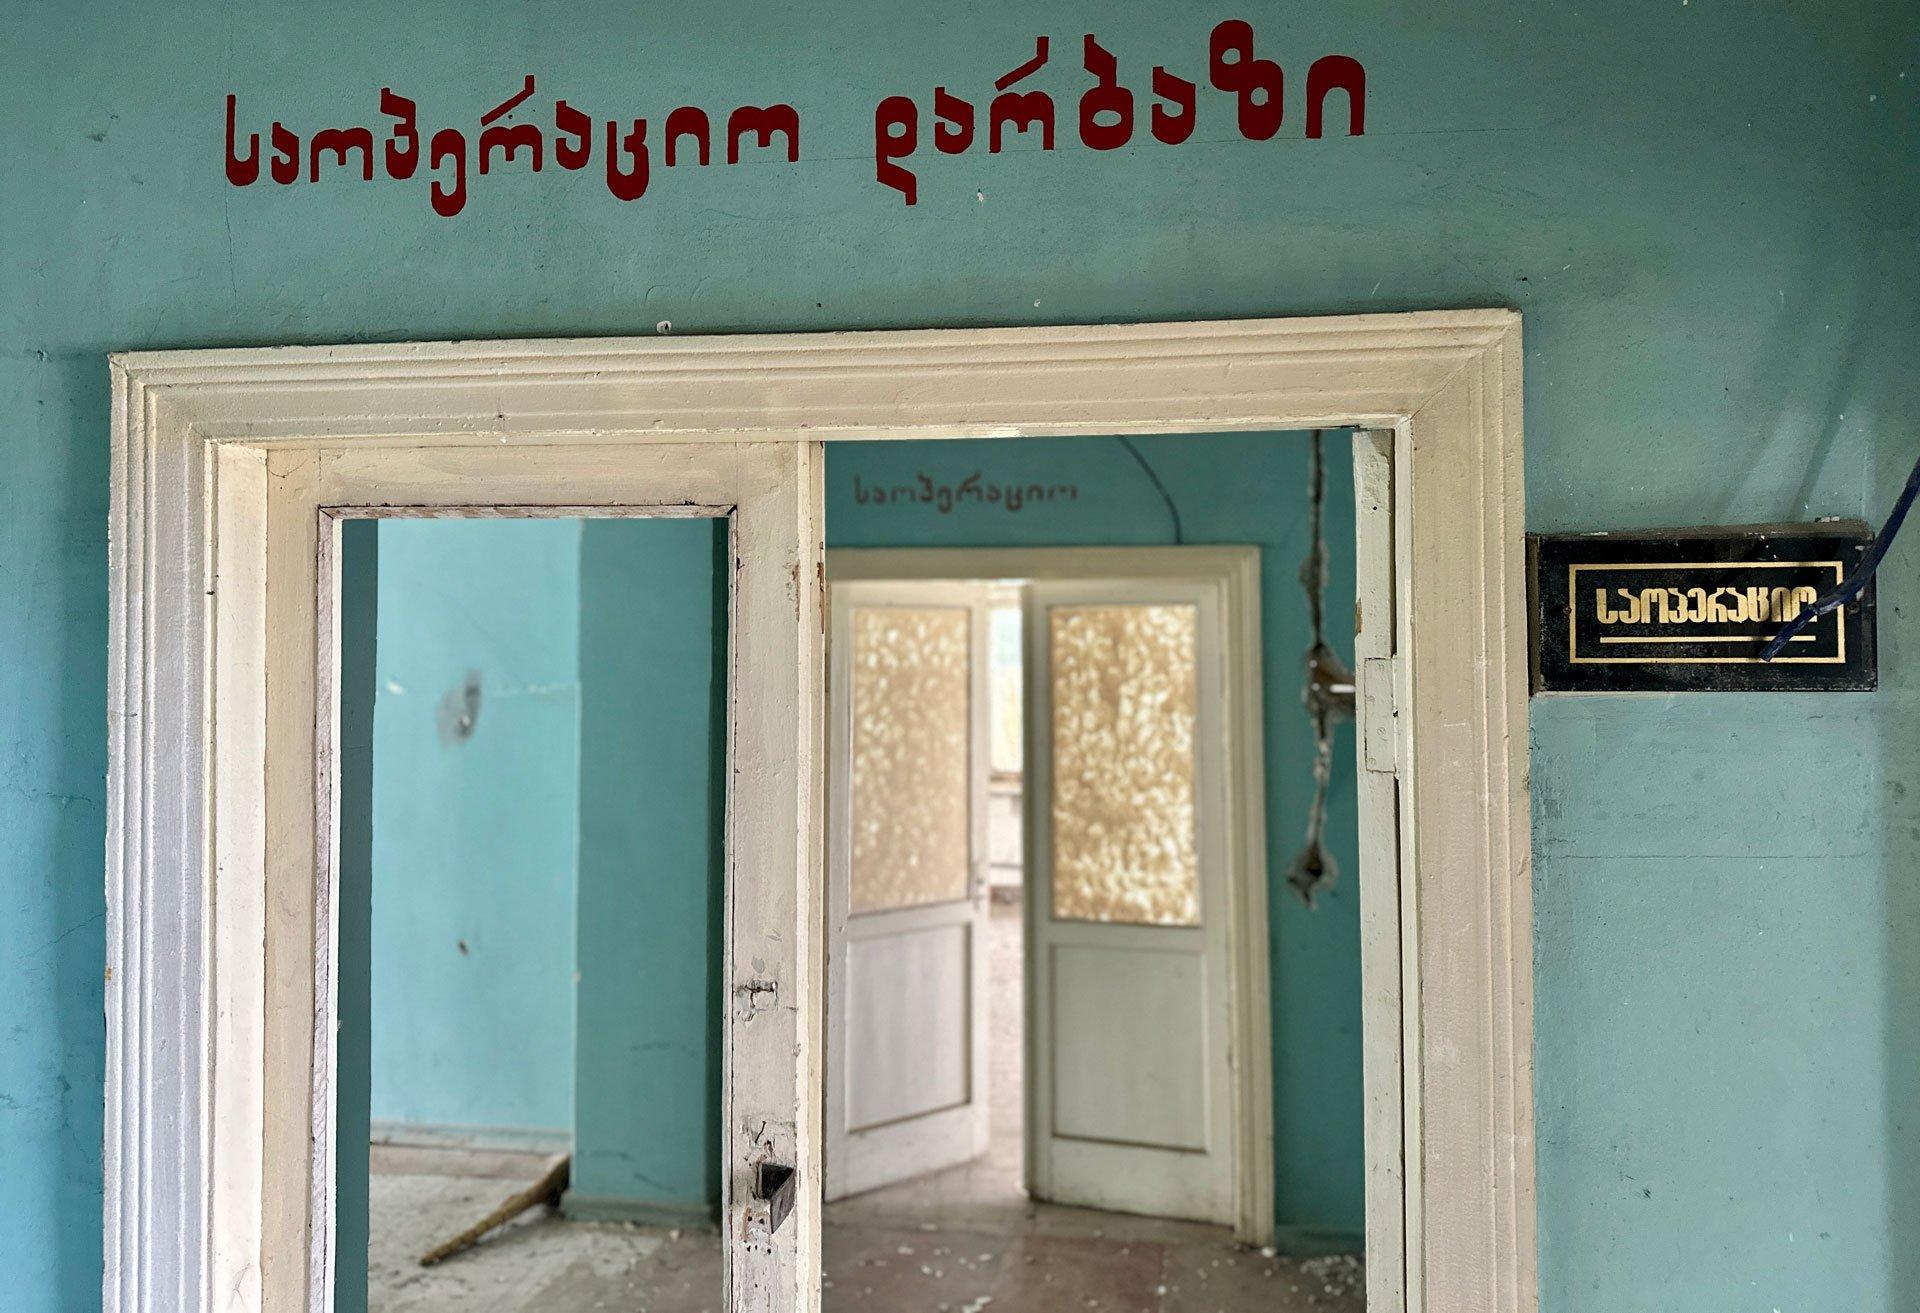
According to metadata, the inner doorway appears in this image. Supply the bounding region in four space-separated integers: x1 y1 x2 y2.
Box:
824 562 1249 1231
818 426 1370 1313
339 514 734 1313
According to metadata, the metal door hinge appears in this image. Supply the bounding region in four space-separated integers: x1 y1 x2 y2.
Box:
1360 655 1398 774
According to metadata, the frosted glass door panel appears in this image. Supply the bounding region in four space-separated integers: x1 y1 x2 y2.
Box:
827 579 992 1200
849 606 973 914
1048 604 1200 927
1025 577 1234 1227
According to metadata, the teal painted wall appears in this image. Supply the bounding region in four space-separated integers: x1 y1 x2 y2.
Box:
569 520 728 1217
827 434 1364 1238
368 519 582 1134
336 517 723 1312
3 3 1918 1309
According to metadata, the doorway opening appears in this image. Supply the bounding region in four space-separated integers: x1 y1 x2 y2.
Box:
338 514 733 1313
106 311 1535 1313
819 432 1368 1313
330 434 1369 1313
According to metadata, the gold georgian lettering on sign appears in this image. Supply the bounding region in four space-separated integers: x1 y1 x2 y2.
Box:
1535 533 1874 690
1592 583 1819 626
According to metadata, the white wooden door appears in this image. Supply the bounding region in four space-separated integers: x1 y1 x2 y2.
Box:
825 581 993 1199
1024 579 1236 1225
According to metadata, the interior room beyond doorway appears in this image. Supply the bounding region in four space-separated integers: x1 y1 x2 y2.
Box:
819 431 1369 1313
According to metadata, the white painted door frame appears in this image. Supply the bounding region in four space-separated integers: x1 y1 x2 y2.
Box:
107 310 1533 1313
826 545 1274 1243
108 438 827 1313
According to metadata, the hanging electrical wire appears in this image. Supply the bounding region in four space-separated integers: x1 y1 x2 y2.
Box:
1117 435 1185 543
1759 452 1920 660
1287 429 1356 907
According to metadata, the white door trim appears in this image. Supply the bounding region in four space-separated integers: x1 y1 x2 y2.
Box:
827 546 1273 1245
107 439 825 1313
107 309 1532 1313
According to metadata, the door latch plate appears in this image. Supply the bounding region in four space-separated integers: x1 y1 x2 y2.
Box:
753 1161 798 1235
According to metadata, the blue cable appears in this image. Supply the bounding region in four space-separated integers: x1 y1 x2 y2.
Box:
1759 452 1920 660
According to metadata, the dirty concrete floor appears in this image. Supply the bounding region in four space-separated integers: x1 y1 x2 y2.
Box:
367 902 1364 1312
369 1144 722 1313
818 900 1364 1313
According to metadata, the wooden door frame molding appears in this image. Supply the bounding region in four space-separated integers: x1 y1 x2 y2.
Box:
107 309 1531 1313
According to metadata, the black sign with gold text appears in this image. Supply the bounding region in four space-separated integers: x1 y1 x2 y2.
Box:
1529 524 1877 693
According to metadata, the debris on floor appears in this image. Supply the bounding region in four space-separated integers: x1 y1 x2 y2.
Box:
367 905 1364 1312
419 1152 571 1266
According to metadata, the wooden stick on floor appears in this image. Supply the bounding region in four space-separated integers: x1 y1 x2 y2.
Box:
419 1153 572 1267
